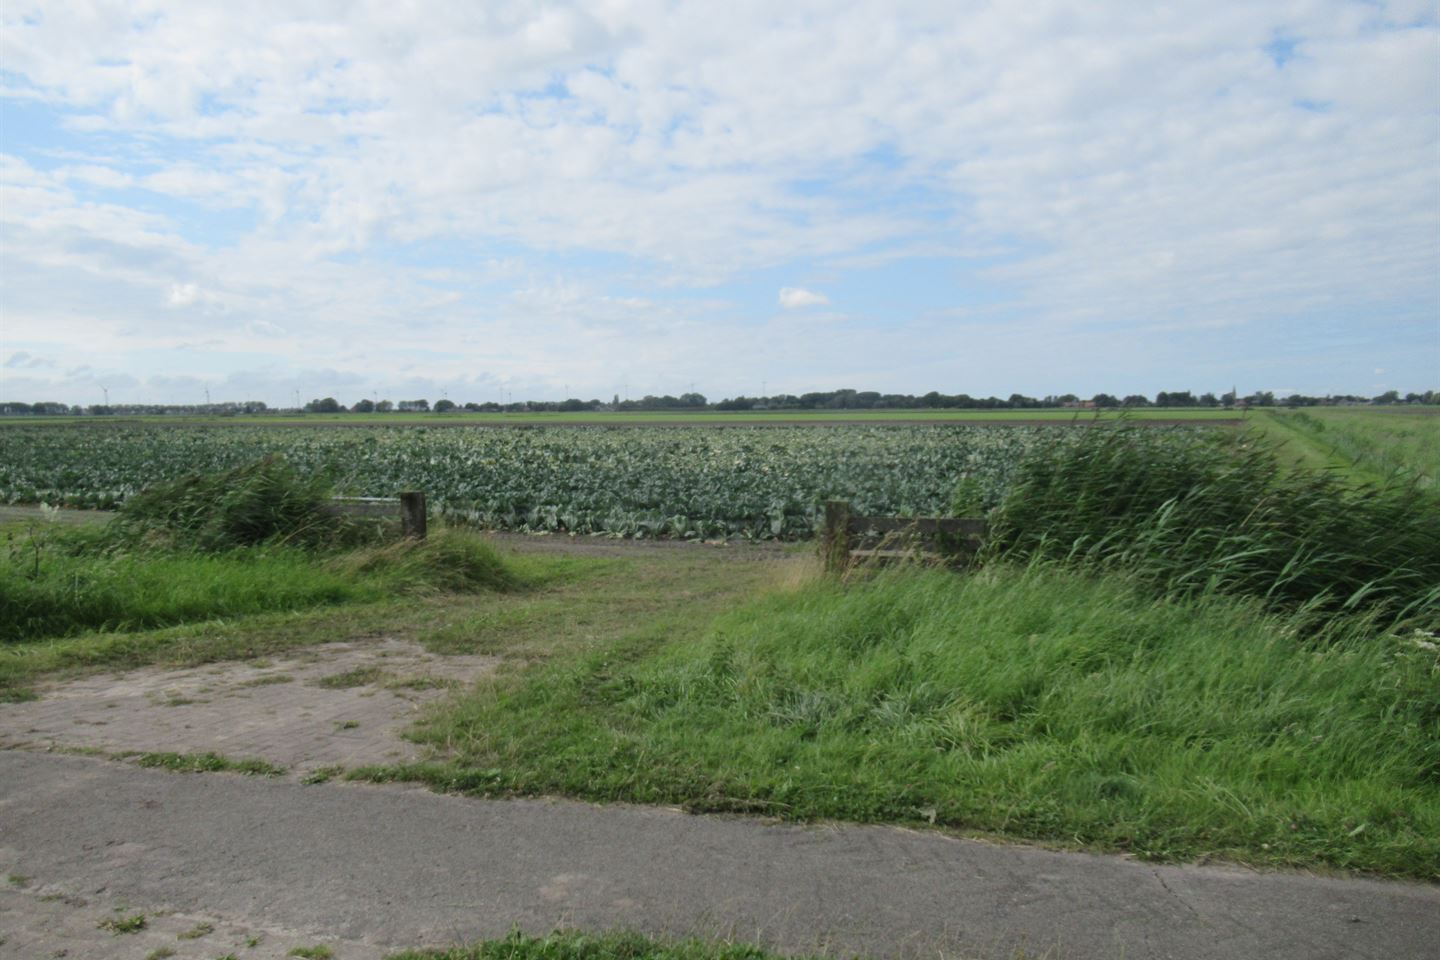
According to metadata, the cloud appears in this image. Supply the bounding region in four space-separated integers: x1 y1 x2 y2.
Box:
167 283 201 307
778 287 830 309
3 351 55 369
0 1 1436 403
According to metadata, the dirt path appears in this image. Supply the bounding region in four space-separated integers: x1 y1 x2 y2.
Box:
0 638 498 777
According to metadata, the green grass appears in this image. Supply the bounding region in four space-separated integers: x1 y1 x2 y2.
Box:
386 930 834 960
0 535 758 701
178 921 215 939
316 665 387 688
986 424 1440 627
1 527 523 644
289 946 336 959
374 562 1439 879
100 913 148 934
134 751 286 776
1256 408 1439 488
1 544 374 642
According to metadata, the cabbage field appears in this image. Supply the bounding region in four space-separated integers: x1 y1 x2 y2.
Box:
0 424 1048 539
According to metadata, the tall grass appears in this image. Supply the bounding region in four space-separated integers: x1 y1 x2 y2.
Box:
0 546 371 642
399 563 1440 877
103 455 363 551
986 426 1440 627
0 527 519 643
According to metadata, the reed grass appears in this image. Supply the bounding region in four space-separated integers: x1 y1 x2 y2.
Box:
102 455 367 551
986 425 1439 627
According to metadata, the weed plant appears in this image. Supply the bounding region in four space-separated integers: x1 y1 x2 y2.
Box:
986 425 1440 627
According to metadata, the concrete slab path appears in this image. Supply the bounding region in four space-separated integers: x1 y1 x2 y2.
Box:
1 751 1435 960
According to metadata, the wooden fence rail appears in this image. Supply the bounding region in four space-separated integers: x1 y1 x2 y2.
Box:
326 491 427 539
822 499 985 573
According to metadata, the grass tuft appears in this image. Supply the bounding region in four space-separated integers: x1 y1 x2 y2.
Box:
385 929 834 959
178 921 215 940
100 913 148 934
330 528 521 594
316 666 386 689
134 751 286 777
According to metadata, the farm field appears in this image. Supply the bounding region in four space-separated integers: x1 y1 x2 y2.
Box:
0 423 1054 538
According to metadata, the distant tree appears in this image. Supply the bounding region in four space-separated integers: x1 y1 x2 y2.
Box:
87 404 115 416
305 397 342 413
1121 395 1152 408
1372 390 1400 405
397 399 430 412
1281 394 1320 407
1197 392 1218 407
433 398 457 413
679 392 707 407
352 398 375 414
375 399 394 413
1091 393 1119 408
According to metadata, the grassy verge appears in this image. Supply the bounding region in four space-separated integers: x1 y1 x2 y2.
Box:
366 562 1438 879
387 930 834 960
1255 408 1439 488
1 527 527 644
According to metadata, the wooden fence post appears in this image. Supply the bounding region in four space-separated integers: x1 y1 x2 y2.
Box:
823 500 852 574
400 491 427 540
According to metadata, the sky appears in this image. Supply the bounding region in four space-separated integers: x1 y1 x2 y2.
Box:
1 0 1437 407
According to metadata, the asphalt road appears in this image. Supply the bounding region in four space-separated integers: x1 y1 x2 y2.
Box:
1 751 1435 959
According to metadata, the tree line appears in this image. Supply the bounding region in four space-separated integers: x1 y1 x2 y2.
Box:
2 388 1435 417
